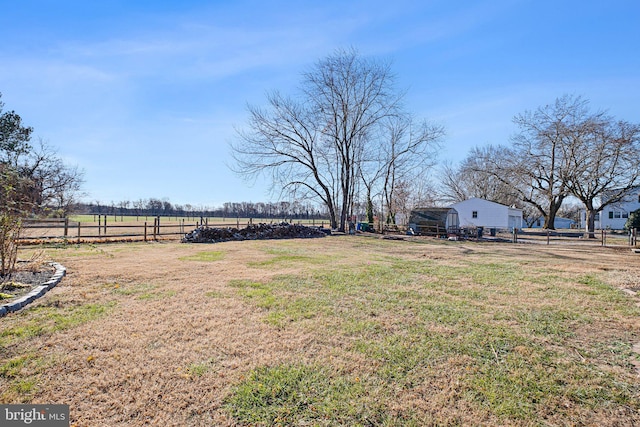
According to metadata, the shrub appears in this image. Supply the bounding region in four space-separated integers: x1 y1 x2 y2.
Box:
625 208 640 231
0 166 28 278
0 213 20 277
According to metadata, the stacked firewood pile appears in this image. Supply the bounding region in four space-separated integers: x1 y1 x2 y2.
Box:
182 222 329 243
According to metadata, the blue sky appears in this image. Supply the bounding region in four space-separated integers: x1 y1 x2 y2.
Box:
1 0 638 207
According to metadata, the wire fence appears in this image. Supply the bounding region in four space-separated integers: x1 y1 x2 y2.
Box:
515 228 636 247
402 227 638 249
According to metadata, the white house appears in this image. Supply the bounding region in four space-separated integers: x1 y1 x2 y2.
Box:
450 198 523 231
580 187 640 230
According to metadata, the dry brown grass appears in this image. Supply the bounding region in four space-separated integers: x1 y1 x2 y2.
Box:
1 236 640 426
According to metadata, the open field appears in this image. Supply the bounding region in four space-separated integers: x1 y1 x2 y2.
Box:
19 216 330 243
2 236 640 425
68 215 326 225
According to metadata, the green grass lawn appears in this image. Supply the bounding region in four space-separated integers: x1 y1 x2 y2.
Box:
220 240 640 425
3 237 640 425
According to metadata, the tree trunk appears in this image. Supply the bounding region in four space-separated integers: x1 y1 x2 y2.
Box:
543 210 557 229
324 197 338 230
582 199 597 239
339 188 349 233
386 211 396 225
542 196 564 230
328 208 338 230
585 209 597 239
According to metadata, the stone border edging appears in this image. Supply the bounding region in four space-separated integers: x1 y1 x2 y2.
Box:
0 262 66 318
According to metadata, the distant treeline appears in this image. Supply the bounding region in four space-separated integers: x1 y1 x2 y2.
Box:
74 199 330 220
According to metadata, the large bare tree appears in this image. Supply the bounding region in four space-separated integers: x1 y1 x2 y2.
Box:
506 95 590 229
459 98 572 228
1 93 84 217
378 116 443 224
563 112 640 236
439 147 520 206
467 96 587 229
19 139 85 216
439 147 543 225
446 95 639 232
510 95 640 233
359 114 443 225
232 49 401 231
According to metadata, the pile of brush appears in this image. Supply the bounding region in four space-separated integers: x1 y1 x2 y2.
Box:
182 222 329 243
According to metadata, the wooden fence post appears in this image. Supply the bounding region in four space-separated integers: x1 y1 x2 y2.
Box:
77 222 81 244
98 215 101 236
153 217 159 240
64 218 69 237
144 222 147 242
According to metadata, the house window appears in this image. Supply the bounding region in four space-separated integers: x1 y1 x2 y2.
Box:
614 211 621 219
623 212 629 219
609 211 614 219
638 194 640 203
472 211 478 219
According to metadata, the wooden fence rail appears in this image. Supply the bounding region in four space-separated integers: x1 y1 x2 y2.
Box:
16 217 639 248
17 216 326 244
18 217 222 244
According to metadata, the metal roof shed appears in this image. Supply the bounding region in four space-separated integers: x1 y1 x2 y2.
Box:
408 208 459 236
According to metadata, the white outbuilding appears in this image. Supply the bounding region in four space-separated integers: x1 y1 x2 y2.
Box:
449 198 523 231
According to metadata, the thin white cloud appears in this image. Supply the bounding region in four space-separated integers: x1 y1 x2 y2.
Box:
41 6 364 83
0 58 116 86
1 0 636 206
